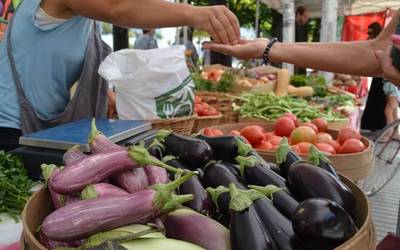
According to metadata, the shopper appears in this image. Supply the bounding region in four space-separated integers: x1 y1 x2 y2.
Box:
203 10 400 85
134 29 158 50
174 27 199 68
0 0 240 151
294 6 310 75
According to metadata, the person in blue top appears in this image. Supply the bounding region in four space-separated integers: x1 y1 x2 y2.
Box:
0 0 240 151
134 29 158 50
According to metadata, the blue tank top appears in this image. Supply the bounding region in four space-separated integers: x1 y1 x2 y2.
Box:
0 0 92 129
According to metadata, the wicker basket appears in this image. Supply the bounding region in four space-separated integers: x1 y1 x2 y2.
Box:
150 115 196 135
196 91 238 124
193 114 222 133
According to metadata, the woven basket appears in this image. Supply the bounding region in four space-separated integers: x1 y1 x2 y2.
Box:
150 115 196 135
193 114 222 133
196 91 238 124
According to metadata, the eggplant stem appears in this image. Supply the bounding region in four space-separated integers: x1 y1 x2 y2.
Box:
155 130 173 143
161 194 194 213
148 138 166 151
80 185 98 200
248 185 282 200
276 137 291 165
88 118 101 145
206 186 229 212
235 137 253 156
309 145 331 165
41 164 58 187
153 171 196 193
161 155 177 164
235 155 259 177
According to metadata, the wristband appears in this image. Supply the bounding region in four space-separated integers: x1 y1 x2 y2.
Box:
262 38 278 65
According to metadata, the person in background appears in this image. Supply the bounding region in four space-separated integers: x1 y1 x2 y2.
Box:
174 27 199 68
295 6 310 75
134 29 158 50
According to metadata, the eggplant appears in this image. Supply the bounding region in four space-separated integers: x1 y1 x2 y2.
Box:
164 208 230 250
276 138 301 178
253 198 305 250
292 198 357 250
80 183 128 200
63 146 87 166
41 164 65 209
144 165 169 185
206 186 231 217
220 161 241 178
288 161 356 214
269 163 284 177
249 185 299 220
309 146 340 179
42 173 195 241
147 139 166 160
163 156 214 214
202 161 246 190
112 168 149 193
228 184 276 250
39 230 85 249
88 119 124 153
235 156 286 188
121 238 205 250
157 130 213 170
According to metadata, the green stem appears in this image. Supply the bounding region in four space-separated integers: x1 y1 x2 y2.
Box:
41 164 58 187
308 145 331 165
155 130 173 143
88 118 101 145
235 155 259 177
248 185 282 200
206 186 229 212
235 137 253 157
80 185 98 200
276 137 291 165
228 183 263 212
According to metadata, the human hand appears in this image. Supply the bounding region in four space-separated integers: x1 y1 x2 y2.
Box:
0 31 4 42
202 38 269 60
375 35 400 85
189 5 240 45
107 90 117 118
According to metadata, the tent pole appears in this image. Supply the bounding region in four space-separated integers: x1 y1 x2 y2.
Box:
282 0 295 74
255 0 260 37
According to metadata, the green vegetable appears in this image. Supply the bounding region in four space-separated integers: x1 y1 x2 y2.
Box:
193 70 235 93
0 151 34 222
291 75 328 97
290 75 307 87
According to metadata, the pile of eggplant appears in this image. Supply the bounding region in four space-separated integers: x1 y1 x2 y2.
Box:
37 120 359 250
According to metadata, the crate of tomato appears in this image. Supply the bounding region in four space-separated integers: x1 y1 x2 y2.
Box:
201 114 373 182
193 96 222 133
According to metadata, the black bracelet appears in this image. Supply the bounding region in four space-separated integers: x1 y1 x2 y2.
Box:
262 38 278 65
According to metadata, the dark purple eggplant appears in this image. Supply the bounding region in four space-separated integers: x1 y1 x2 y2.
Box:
164 208 230 250
202 161 246 190
228 183 276 250
235 156 286 188
288 161 356 214
147 139 166 160
112 168 149 193
144 165 169 185
206 186 230 217
63 146 87 166
220 161 241 178
80 183 128 200
163 156 214 214
269 163 284 177
253 198 305 250
292 198 357 250
157 130 213 170
42 173 195 241
276 137 301 178
309 146 340 179
249 185 299 220
88 119 124 153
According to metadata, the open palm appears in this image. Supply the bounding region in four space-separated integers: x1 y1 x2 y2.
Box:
203 38 269 60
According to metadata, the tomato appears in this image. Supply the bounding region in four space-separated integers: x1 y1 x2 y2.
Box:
203 128 214 137
290 126 317 145
263 132 274 141
338 139 366 154
282 113 300 127
325 139 341 152
271 145 280 152
297 142 313 154
229 130 241 137
240 126 265 145
212 129 224 137
317 132 333 143
302 122 319 133
312 118 328 133
274 117 296 137
337 127 362 144
269 135 283 146
195 96 202 104
291 145 301 154
255 141 273 151
315 143 336 155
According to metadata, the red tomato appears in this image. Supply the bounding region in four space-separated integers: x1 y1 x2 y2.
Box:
204 107 220 116
240 126 265 146
229 130 241 137
325 139 341 152
263 132 274 141
203 128 214 137
255 141 273 151
302 122 319 133
274 117 296 137
271 145 280 152
195 96 202 104
337 127 362 144
291 145 301 154
338 139 366 154
317 132 333 143
297 142 313 154
290 126 317 145
312 118 328 133
269 135 283 146
315 143 336 155
212 129 224 137
282 113 300 127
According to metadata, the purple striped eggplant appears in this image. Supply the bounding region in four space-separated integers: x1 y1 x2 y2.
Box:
80 183 128 200
276 138 301 179
42 173 195 241
144 165 169 185
63 146 87 166
88 119 124 153
112 168 149 193
164 208 230 250
39 230 85 249
41 164 65 209
309 146 340 179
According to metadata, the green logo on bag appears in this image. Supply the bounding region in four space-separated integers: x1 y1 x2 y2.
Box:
155 75 194 119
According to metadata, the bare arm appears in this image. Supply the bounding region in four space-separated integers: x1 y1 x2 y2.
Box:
48 0 240 45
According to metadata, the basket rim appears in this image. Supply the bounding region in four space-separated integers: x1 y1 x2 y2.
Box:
195 113 223 120
149 115 196 124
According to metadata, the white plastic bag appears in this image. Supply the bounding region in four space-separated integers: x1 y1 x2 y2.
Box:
98 46 194 120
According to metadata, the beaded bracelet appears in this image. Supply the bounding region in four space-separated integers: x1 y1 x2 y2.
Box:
262 38 278 65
